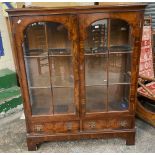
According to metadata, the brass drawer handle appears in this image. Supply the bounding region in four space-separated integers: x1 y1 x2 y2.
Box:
34 125 43 132
120 120 128 127
88 121 96 129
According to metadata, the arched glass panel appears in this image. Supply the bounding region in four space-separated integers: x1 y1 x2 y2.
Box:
23 22 75 115
84 19 131 113
110 19 131 50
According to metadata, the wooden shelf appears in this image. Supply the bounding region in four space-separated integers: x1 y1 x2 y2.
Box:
29 85 74 89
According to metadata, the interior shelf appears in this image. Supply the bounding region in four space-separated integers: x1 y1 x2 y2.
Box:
24 48 71 57
109 45 132 52
85 45 132 53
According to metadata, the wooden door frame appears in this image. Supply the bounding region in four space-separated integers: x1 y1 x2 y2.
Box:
78 11 144 118
10 14 80 127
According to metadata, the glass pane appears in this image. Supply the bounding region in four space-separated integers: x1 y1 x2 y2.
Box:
85 55 107 85
53 88 75 114
24 57 50 87
23 21 76 115
24 22 71 55
110 19 131 51
86 86 107 112
30 88 52 115
50 56 73 87
83 19 132 114
85 19 108 53
108 53 131 83
108 84 129 111
24 22 47 56
47 22 71 54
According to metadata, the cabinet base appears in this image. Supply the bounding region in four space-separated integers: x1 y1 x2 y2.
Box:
26 129 135 151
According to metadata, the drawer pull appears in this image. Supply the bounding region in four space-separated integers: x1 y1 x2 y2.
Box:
34 125 43 132
120 120 128 127
88 121 96 129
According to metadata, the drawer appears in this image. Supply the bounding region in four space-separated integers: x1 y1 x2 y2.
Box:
83 117 133 131
32 121 79 134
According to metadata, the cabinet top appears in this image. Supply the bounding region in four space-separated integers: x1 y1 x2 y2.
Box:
6 4 147 17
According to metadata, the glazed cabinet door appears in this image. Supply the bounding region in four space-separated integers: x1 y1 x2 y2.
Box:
79 13 141 116
17 15 79 118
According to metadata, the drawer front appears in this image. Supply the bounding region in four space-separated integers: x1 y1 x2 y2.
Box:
83 117 133 131
32 121 79 134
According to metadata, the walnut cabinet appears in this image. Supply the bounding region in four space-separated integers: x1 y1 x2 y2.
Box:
7 4 146 151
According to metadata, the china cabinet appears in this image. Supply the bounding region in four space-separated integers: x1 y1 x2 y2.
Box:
7 4 146 151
